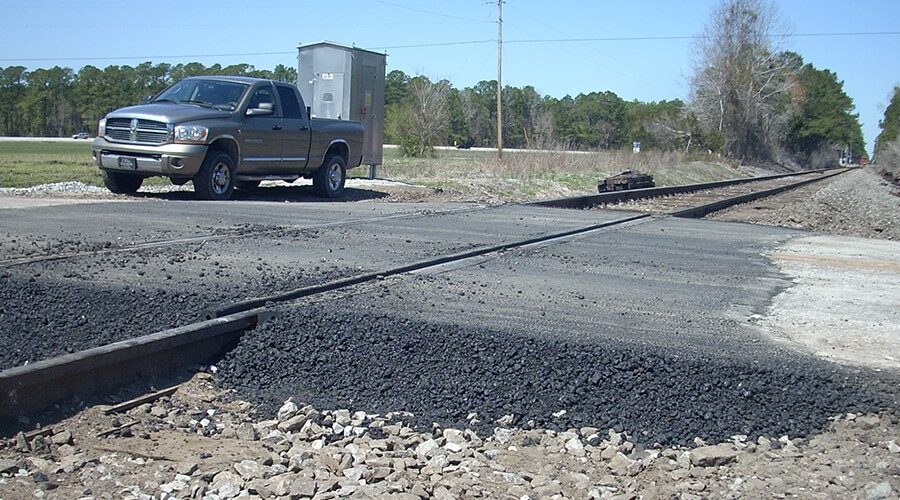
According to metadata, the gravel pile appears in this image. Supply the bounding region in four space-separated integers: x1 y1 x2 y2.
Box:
216 307 897 448
0 181 111 196
711 169 899 240
2 374 897 499
0 246 354 369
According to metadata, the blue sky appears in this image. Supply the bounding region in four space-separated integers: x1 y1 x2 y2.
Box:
1 0 898 153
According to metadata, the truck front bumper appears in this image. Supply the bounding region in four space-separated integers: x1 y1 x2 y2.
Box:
92 138 208 178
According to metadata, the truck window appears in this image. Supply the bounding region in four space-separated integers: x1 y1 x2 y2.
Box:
248 86 275 111
277 86 303 119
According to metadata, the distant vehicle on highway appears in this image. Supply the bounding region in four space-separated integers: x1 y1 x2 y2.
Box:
91 76 364 200
71 132 90 139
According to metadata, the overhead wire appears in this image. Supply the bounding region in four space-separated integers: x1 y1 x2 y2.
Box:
503 3 651 84
1 32 897 64
371 0 488 23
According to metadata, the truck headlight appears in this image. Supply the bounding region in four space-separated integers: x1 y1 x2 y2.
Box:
174 125 209 144
98 118 106 137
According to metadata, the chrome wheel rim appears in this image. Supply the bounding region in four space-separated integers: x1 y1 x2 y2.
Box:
327 163 343 191
212 162 230 195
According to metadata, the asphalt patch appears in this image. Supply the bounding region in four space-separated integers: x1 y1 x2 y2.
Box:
0 263 353 370
216 307 898 447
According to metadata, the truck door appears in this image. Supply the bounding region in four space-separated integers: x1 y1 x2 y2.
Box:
276 84 312 173
240 83 282 174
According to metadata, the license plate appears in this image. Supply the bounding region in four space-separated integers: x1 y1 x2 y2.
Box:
118 156 137 170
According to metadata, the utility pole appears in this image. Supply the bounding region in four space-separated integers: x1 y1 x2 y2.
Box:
496 0 503 161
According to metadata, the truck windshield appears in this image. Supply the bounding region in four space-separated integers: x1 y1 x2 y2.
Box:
153 79 249 111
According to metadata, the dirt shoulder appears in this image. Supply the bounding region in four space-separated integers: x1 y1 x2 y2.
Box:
710 168 899 240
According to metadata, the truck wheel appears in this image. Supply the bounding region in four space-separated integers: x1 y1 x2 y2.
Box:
193 152 236 201
102 170 143 194
235 180 261 190
313 155 346 198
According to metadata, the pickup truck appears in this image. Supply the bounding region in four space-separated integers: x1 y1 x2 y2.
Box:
91 76 364 200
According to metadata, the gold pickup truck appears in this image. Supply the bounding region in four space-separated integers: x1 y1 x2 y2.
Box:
92 76 364 200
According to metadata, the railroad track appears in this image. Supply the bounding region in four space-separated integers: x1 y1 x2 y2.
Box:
529 168 845 210
0 167 851 426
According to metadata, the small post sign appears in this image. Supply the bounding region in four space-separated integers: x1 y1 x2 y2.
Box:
633 141 641 154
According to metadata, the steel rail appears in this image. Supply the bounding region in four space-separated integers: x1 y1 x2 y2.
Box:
528 168 839 209
670 168 851 219
0 308 268 419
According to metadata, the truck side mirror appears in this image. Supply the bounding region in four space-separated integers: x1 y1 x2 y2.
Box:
141 94 153 104
246 102 274 117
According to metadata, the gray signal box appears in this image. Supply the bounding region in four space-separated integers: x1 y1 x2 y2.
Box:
297 41 386 175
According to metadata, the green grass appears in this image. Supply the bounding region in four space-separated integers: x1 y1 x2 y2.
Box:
0 142 101 188
0 141 172 188
1 141 746 201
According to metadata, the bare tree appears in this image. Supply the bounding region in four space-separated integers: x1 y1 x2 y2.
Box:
690 0 794 163
391 75 450 157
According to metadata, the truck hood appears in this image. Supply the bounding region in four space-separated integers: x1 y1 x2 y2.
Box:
106 103 232 124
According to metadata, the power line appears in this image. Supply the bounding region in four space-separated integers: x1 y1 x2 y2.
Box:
372 0 487 23
504 31 900 44
0 21 487 29
2 31 896 64
504 3 658 84
0 51 297 63
371 40 494 50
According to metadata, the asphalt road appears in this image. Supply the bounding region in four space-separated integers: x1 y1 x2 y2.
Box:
217 215 897 445
2 198 896 445
0 200 635 368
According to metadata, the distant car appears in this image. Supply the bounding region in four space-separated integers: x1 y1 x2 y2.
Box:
72 132 91 139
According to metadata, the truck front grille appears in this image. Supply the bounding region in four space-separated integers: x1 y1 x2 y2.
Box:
106 118 170 145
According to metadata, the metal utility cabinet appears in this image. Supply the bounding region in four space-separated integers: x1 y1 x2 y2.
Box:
297 41 386 176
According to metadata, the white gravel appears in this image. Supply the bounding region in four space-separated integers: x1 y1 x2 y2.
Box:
0 181 110 196
0 178 425 208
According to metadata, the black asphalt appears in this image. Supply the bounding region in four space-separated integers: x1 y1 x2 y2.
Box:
0 200 629 368
216 217 898 446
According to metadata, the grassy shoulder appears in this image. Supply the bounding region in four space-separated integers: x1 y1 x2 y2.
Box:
0 141 167 188
1 141 745 201
374 147 746 201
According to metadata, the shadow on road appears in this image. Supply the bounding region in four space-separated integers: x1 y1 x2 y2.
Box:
134 185 390 203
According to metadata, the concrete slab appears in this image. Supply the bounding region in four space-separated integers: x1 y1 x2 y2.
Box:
762 235 900 371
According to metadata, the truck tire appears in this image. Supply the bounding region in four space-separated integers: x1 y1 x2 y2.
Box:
193 152 236 201
102 170 143 194
313 155 346 198
235 180 261 190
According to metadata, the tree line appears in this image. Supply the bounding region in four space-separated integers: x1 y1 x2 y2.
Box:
386 0 868 168
0 62 296 138
874 86 900 181
384 53 865 168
